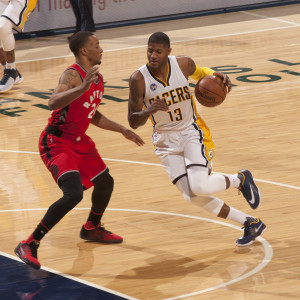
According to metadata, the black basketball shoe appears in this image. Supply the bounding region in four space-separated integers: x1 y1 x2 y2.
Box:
236 217 266 246
238 169 261 209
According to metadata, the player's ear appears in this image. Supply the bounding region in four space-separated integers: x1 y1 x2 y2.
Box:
168 47 172 55
80 47 88 56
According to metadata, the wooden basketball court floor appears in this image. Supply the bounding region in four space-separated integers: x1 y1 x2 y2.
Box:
0 3 300 299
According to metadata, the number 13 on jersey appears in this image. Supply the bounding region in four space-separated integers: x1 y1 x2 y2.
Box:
168 108 183 122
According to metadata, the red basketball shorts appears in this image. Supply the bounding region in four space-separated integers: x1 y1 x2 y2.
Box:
39 130 107 189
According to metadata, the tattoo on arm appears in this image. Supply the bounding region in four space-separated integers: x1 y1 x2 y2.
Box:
130 78 141 106
59 70 78 89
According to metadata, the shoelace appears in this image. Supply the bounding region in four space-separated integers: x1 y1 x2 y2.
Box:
241 222 251 236
96 223 112 234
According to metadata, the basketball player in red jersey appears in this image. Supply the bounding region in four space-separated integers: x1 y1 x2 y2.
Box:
14 31 145 269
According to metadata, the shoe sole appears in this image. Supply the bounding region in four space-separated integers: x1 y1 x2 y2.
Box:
0 86 13 93
236 225 267 247
80 236 123 243
254 187 261 209
15 77 24 85
14 245 41 269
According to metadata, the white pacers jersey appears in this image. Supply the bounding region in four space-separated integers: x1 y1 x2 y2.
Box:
139 55 197 132
139 55 215 179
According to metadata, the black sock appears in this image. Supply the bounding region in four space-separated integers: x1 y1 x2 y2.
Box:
29 222 49 242
87 209 103 227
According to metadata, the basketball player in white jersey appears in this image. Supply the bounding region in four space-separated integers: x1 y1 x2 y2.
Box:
0 0 37 93
128 32 266 246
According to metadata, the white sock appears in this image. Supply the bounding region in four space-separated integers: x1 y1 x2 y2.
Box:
227 174 241 189
6 62 16 69
226 207 251 224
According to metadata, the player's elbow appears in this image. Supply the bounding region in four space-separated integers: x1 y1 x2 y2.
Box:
128 118 138 130
128 113 138 129
48 99 57 111
48 97 61 111
48 100 55 111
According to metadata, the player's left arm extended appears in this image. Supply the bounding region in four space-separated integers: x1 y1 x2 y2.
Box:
91 111 145 146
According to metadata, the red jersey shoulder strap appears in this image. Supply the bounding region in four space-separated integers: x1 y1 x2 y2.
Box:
65 63 103 86
66 63 87 80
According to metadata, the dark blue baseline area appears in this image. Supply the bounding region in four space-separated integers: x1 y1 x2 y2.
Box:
0 255 129 300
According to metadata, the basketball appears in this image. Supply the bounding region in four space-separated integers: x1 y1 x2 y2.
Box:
194 75 227 107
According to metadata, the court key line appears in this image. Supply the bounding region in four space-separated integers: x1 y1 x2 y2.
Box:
0 149 299 191
0 208 273 300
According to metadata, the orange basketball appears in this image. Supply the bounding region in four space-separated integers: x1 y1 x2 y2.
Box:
194 75 227 107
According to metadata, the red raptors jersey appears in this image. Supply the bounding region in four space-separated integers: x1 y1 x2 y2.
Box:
47 63 104 138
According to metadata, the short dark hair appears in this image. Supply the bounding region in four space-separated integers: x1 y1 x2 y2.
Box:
69 31 94 56
148 32 170 48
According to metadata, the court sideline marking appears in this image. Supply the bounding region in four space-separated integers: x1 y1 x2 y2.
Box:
0 149 299 191
0 208 273 300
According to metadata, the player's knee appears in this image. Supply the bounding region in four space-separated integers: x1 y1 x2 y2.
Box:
174 176 194 202
0 18 14 51
59 172 84 206
60 184 83 210
189 182 210 196
53 186 83 214
67 187 84 205
0 17 11 37
103 172 114 194
187 168 212 195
